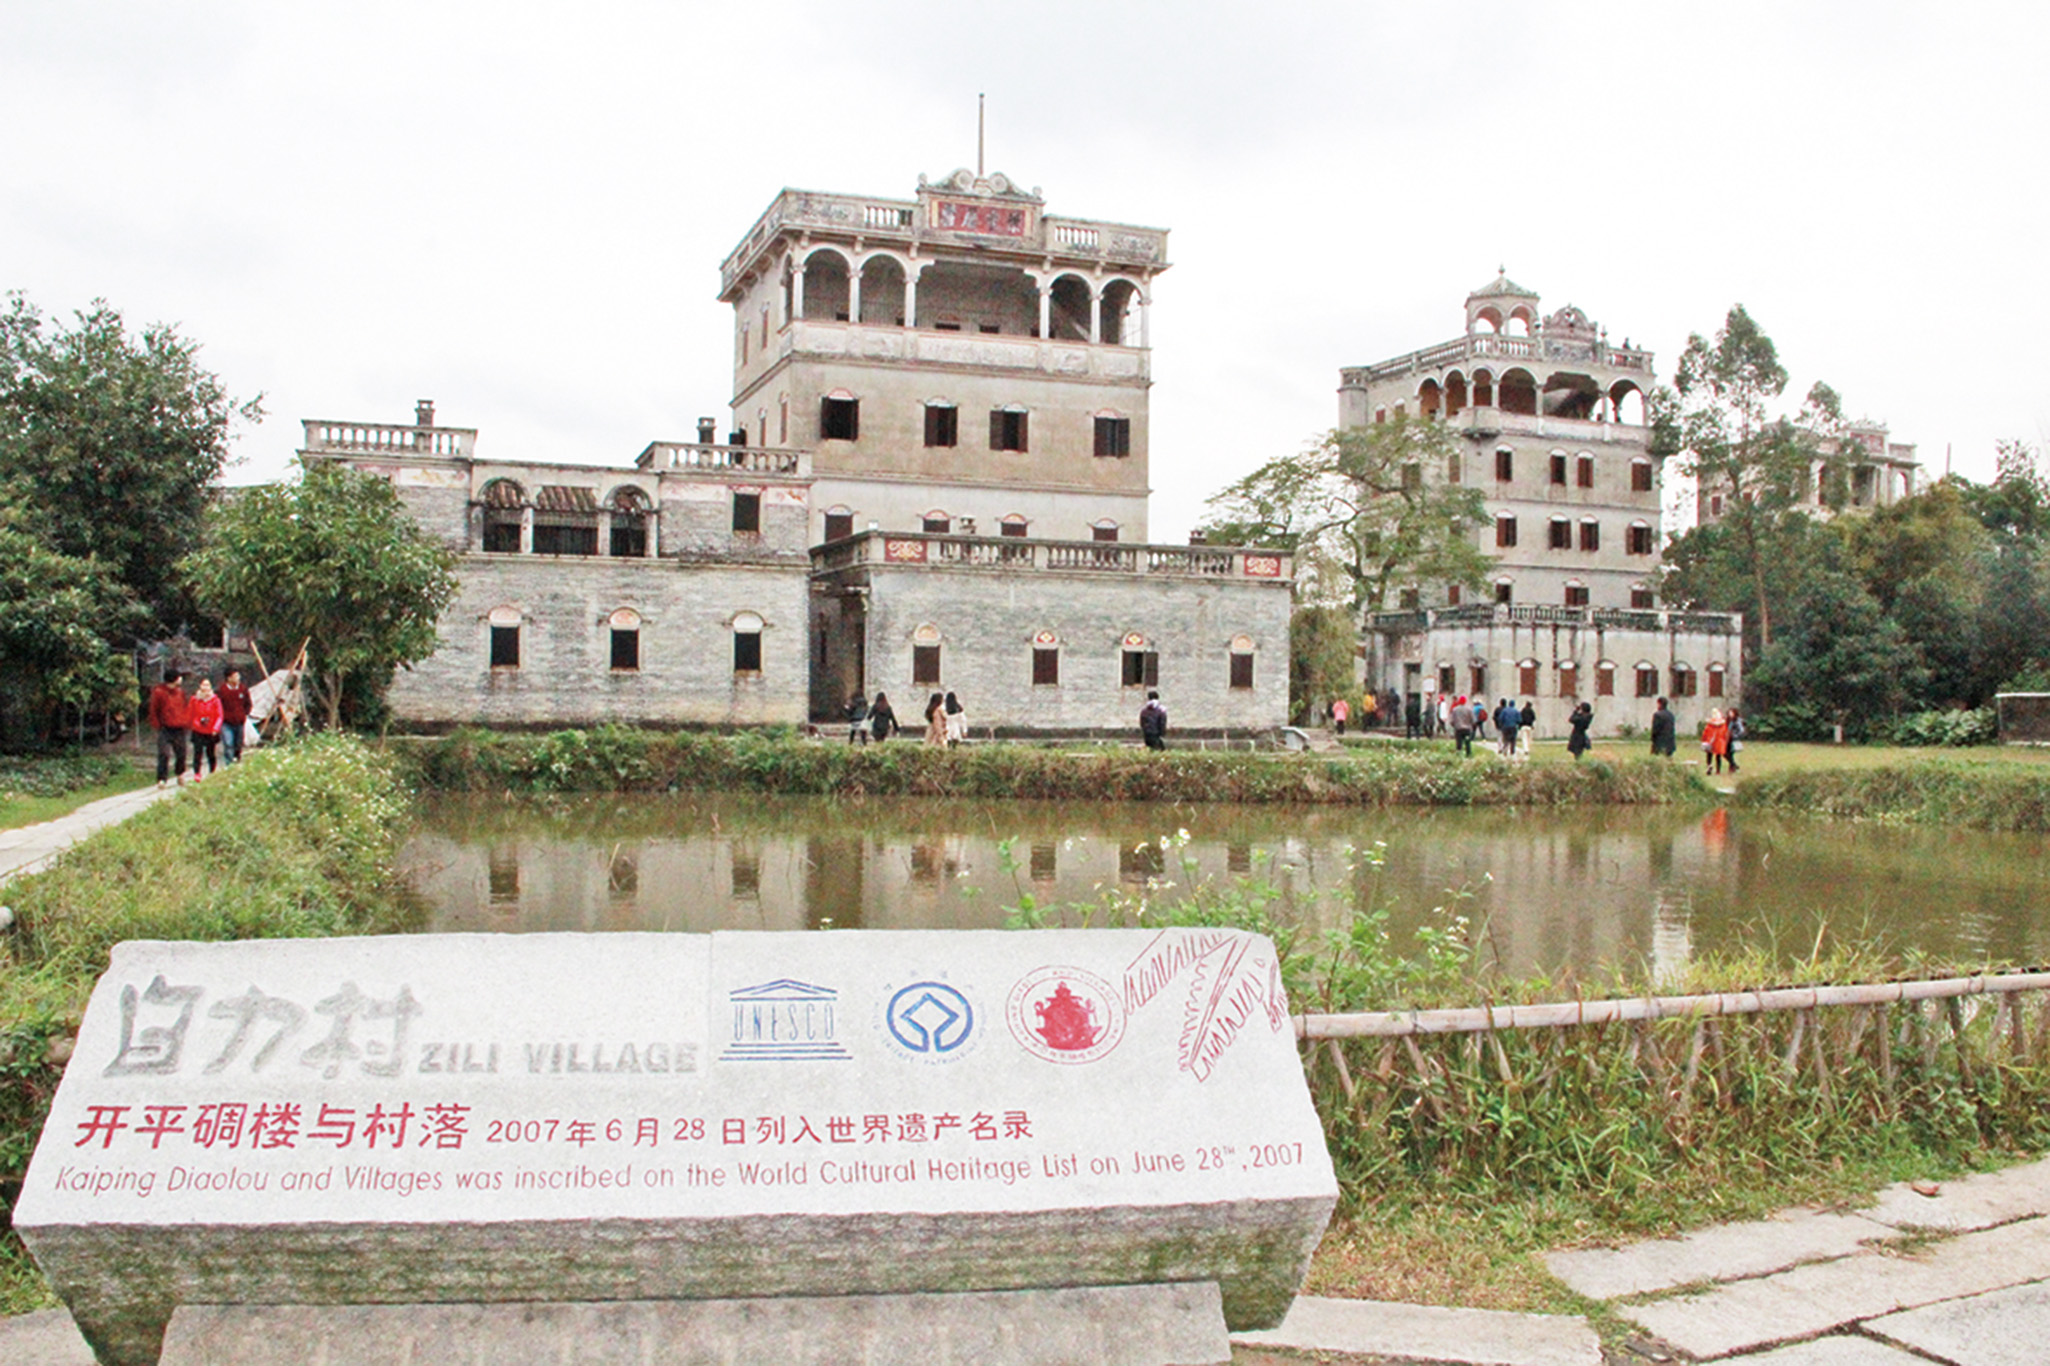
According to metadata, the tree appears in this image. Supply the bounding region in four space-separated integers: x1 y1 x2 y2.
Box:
1660 305 1842 651
1745 572 1923 740
0 294 262 634
1289 605 1357 726
184 458 459 731
1960 440 2050 541
1200 414 1493 611
0 505 140 747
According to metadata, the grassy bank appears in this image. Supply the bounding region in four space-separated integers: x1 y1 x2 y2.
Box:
398 727 1710 807
0 753 150 832
0 734 421 1313
1738 759 2050 831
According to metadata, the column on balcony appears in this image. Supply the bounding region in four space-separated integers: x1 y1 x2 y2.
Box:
790 262 806 322
1036 275 1051 340
1088 281 1101 345
904 264 919 332
596 510 612 557
519 507 534 555
848 265 862 325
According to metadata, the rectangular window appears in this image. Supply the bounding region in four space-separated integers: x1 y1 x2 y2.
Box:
912 644 940 685
1596 667 1615 697
1033 647 1060 686
1636 667 1659 698
1576 455 1595 488
924 404 958 448
1564 584 1590 606
823 512 853 542
922 515 951 534
1093 416 1131 457
532 520 597 556
1631 460 1654 492
989 408 1028 452
1580 520 1601 552
1495 449 1513 482
1558 664 1577 697
1496 515 1517 548
1229 653 1254 690
1122 650 1159 688
1520 663 1539 695
1447 453 1462 484
1631 586 1655 609
1673 668 1696 697
490 625 520 669
1470 666 1487 696
611 628 639 671
610 520 646 557
1628 524 1655 555
1446 584 1462 606
732 492 761 534
1092 524 1119 543
820 396 859 441
733 631 762 673
1708 668 1725 698
1438 665 1456 694
483 519 522 553
1549 519 1571 549
1550 452 1568 485
1495 581 1513 604
1000 520 1027 538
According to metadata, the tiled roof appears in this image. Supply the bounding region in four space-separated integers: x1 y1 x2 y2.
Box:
481 480 525 508
535 485 598 513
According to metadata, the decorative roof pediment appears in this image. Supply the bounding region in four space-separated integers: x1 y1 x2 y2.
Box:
1468 270 1538 301
918 168 1043 202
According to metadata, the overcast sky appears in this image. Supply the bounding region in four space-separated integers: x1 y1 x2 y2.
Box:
6 2 2044 540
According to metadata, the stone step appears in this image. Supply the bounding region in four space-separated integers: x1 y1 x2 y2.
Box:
1229 1296 1600 1366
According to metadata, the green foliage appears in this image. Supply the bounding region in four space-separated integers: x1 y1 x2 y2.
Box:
0 507 143 747
1876 708 1999 747
1739 761 2050 830
1746 571 1923 736
398 728 1708 808
0 293 261 634
184 458 459 731
1200 415 1493 610
1289 605 1358 726
0 752 130 800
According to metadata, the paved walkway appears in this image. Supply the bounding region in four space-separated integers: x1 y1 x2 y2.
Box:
0 781 179 886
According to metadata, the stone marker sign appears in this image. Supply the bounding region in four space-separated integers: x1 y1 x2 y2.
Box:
17 929 1335 1365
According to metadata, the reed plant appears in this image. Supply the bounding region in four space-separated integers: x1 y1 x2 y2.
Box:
398 727 1706 808
1740 760 2050 831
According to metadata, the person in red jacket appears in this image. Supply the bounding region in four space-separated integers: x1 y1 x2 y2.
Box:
148 670 192 786
187 677 225 779
218 668 253 763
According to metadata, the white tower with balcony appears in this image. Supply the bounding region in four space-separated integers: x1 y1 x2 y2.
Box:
719 168 1168 546
1339 274 1661 610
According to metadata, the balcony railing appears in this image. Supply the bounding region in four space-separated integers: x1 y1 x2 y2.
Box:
782 321 1147 377
1367 604 1740 635
1340 334 1655 387
812 531 1287 582
302 420 476 458
633 442 810 477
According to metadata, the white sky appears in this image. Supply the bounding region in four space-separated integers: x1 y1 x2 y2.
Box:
6 1 2045 541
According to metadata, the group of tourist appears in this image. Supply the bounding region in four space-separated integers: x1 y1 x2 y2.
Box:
843 690 971 746
145 668 253 787
1644 698 1745 769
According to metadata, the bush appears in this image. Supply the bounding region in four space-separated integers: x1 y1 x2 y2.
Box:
1739 761 2050 831
1879 708 1999 747
0 752 130 801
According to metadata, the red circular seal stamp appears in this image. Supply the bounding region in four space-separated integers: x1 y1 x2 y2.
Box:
1007 966 1125 1065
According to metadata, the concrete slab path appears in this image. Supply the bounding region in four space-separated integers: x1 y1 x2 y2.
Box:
1230 1295 1601 1365
0 781 179 886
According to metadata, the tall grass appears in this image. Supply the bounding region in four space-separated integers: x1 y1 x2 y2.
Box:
398 727 1708 807
1741 761 2050 831
0 735 420 1312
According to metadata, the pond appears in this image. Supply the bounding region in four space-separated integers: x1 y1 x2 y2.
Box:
398 795 2050 982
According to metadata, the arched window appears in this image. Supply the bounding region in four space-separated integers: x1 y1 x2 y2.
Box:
1549 515 1572 550
1631 582 1655 609
1580 517 1601 552
1564 579 1589 607
609 608 641 672
732 612 765 675
1099 279 1142 346
1121 632 1158 688
488 605 522 669
922 509 952 535
858 255 907 326
481 480 526 554
1596 660 1617 697
1092 518 1121 543
1576 453 1595 488
1707 662 1727 698
1631 457 1655 492
822 504 855 543
1032 628 1060 686
911 622 942 685
1229 634 1255 691
820 387 860 441
1635 662 1659 698
1494 577 1514 605
1627 520 1655 555
1518 658 1540 695
1671 662 1696 697
800 248 852 322
923 397 958 448
999 513 1030 539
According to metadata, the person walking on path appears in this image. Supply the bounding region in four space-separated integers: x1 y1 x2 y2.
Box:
867 691 898 742
1702 707 1731 775
1649 697 1677 758
1494 698 1521 757
943 691 967 746
148 670 192 787
1567 701 1594 759
1726 707 1747 772
218 668 252 763
1331 697 1349 736
844 691 869 744
922 693 948 746
1518 699 1537 755
1404 693 1421 739
1139 690 1168 750
187 679 224 779
1450 695 1475 757
1435 693 1450 738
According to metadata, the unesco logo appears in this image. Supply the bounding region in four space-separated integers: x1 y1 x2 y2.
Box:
883 981 976 1060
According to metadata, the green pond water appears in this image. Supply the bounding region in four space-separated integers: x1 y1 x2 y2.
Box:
399 796 2050 981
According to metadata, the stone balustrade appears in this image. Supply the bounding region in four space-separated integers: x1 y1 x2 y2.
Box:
782 320 1147 379
812 530 1288 582
1367 604 1740 635
632 441 809 477
301 420 476 458
1340 334 1655 387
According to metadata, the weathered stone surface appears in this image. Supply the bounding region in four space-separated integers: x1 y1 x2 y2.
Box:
159 1282 1232 1365
1856 1157 2050 1233
18 930 1334 1365
1228 1296 1600 1366
1545 1209 1880 1300
1866 1278 2050 1366
1621 1218 2050 1359
1717 1337 1930 1365
0 1306 98 1364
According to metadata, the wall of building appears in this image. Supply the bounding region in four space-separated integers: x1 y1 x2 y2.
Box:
1363 613 1744 740
816 560 1290 734
386 554 810 729
808 474 1151 547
